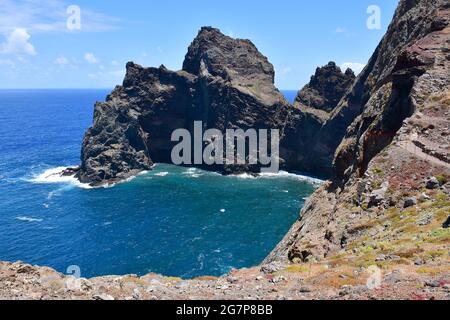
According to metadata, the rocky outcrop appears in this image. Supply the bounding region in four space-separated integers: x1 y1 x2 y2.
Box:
294 62 355 112
266 0 450 264
77 27 295 186
280 62 355 176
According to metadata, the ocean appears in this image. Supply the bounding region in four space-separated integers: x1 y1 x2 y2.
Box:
0 89 319 279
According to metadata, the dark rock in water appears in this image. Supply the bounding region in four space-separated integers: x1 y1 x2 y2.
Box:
294 61 355 112
77 27 361 186
61 167 80 177
77 27 294 186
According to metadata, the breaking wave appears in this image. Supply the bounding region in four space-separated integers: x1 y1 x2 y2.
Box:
29 167 92 189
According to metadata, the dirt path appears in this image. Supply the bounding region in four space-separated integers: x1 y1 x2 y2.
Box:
398 132 450 169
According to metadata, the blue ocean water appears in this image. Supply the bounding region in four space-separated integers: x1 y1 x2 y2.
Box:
0 89 319 279
282 90 298 104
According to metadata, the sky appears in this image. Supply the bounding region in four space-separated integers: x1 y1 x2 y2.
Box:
0 0 399 90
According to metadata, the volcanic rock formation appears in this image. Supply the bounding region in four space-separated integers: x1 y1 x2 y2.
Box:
294 61 355 113
77 27 296 185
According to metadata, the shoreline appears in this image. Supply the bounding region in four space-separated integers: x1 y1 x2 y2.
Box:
33 163 325 189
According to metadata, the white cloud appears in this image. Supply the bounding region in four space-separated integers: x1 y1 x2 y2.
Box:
281 67 292 75
334 27 346 33
276 66 292 76
341 62 366 75
111 60 118 66
0 0 121 35
0 58 15 68
88 69 125 80
53 56 78 69
0 28 36 55
54 56 69 65
109 69 125 78
84 52 99 64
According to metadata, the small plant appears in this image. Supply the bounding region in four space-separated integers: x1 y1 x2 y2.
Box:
435 174 448 186
372 167 384 176
284 265 310 273
194 276 218 281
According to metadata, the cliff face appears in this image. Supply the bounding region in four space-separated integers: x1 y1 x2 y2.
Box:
77 27 296 185
280 62 356 176
266 0 450 265
294 62 355 112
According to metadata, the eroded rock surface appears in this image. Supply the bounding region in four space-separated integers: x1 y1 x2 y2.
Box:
294 61 355 113
77 27 296 186
266 0 450 267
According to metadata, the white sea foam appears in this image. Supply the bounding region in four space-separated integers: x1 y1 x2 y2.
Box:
234 173 257 180
233 170 323 185
16 216 43 222
154 172 169 177
98 170 151 188
30 167 92 189
182 168 203 178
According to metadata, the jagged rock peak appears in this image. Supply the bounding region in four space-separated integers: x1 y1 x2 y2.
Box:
294 61 355 112
182 26 276 86
77 26 292 186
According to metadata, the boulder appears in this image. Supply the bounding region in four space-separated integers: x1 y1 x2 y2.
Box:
403 197 418 208
426 177 440 189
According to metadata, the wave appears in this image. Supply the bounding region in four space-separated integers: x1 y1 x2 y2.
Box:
16 216 43 222
28 165 323 190
100 171 150 189
182 168 203 178
233 170 323 185
30 166 93 189
154 172 169 177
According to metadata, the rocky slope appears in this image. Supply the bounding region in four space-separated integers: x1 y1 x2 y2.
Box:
1 261 449 300
266 0 450 268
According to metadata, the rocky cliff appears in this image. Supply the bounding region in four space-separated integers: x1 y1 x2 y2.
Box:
77 27 361 185
266 0 450 267
294 61 355 113
280 62 356 176
77 27 297 185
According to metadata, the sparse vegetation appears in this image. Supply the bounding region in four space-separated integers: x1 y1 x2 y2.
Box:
435 174 448 186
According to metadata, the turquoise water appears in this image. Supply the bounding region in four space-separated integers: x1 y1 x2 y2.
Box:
0 89 319 279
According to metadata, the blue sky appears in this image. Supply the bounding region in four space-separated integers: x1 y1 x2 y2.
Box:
0 0 398 89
